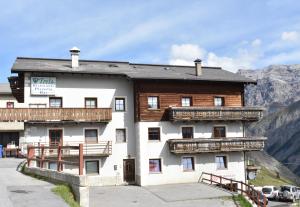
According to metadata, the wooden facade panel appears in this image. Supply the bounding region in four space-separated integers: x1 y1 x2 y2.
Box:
134 80 244 121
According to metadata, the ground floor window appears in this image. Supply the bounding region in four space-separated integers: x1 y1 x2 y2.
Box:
85 160 99 174
215 156 227 170
182 157 195 171
149 159 161 173
48 162 57 170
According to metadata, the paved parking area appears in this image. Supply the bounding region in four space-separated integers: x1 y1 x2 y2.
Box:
90 183 236 207
268 200 297 207
0 158 67 207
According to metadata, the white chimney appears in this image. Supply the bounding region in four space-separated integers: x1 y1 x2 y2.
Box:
70 47 80 68
194 59 202 76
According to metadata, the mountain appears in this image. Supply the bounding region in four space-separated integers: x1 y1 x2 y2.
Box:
247 100 300 177
238 64 300 113
238 65 300 178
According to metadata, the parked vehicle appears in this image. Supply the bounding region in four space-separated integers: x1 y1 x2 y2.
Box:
278 185 299 202
262 186 279 200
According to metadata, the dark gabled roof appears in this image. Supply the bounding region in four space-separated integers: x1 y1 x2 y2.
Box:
11 57 256 83
0 83 12 94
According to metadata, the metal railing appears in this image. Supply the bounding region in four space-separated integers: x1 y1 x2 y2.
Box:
0 108 112 122
169 107 264 121
200 172 267 207
168 137 267 154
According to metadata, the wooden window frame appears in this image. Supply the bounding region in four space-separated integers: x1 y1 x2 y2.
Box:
181 96 193 107
85 97 98 108
181 126 194 139
215 155 228 170
213 126 226 138
182 156 195 172
214 96 225 107
147 96 160 110
49 97 63 108
84 128 98 144
115 97 126 112
149 158 162 173
148 127 161 141
49 129 63 147
85 160 100 175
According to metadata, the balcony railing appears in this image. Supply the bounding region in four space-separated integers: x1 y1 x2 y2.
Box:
168 137 267 154
0 108 112 123
28 141 112 157
169 107 264 121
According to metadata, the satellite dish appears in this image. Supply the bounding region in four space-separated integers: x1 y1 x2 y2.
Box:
248 171 256 180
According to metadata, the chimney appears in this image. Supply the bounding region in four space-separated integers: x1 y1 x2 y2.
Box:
70 47 80 68
194 59 202 76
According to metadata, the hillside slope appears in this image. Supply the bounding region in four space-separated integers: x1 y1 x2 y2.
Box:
247 100 300 177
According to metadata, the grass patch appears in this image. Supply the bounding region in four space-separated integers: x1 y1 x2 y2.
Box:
233 195 252 207
52 184 80 207
248 167 294 186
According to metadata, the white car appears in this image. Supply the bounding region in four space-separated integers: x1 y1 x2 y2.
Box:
262 186 279 200
278 185 299 202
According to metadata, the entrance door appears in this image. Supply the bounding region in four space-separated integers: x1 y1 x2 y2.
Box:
49 129 63 146
0 132 19 147
123 159 135 183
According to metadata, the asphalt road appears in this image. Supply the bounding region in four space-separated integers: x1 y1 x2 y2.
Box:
0 158 67 207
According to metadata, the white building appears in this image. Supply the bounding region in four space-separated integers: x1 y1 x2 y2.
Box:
0 48 266 186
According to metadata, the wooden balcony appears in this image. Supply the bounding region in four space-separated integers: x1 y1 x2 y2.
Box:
168 137 267 154
0 108 112 123
169 107 264 121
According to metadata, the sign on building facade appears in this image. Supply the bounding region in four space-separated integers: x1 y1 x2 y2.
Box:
31 77 56 95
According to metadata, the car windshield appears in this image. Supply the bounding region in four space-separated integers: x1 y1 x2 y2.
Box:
262 188 272 193
281 186 291 191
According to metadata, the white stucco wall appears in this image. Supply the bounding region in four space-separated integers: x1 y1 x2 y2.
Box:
21 73 136 185
136 121 246 186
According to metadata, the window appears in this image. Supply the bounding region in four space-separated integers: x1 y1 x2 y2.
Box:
182 127 194 139
148 96 159 109
215 156 227 169
85 129 98 143
85 98 97 108
6 102 14 108
214 97 225 106
49 129 62 146
148 128 160 141
213 126 226 138
181 97 192 107
29 104 46 108
115 98 125 111
149 159 161 173
49 97 62 108
182 157 195 171
116 128 126 143
85 161 99 174
48 162 57 170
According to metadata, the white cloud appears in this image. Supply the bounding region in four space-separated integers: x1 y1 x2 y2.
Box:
169 44 206 66
281 31 299 42
251 38 262 47
169 40 263 72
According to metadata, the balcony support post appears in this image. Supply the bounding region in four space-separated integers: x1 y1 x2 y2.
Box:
79 144 83 175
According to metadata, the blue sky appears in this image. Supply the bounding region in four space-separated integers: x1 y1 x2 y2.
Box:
1 0 300 82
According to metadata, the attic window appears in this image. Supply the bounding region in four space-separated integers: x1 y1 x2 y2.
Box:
109 64 118 67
